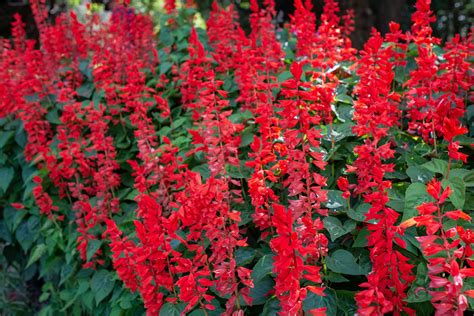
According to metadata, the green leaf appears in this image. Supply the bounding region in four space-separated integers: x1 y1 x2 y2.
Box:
0 131 14 149
353 227 369 248
408 301 435 316
4 206 26 233
229 110 253 123
324 272 349 283
45 109 61 124
0 167 14 192
325 190 346 210
406 263 431 303
27 244 47 268
334 104 353 123
335 290 357 315
60 264 75 286
406 165 434 183
323 217 356 241
252 255 274 282
192 164 210 180
16 216 40 252
334 94 353 105
226 161 252 179
77 82 94 98
240 129 254 148
422 159 448 175
347 203 370 222
235 247 255 266
159 28 174 46
250 276 274 305
326 249 369 275
402 183 432 221
160 61 173 74
303 288 337 315
159 303 186 316
261 298 280 316
277 70 292 83
442 177 466 209
90 270 115 305
323 123 354 142
449 169 474 187
86 239 102 262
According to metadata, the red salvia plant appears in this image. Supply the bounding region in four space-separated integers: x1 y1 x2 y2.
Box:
182 28 253 315
350 29 415 316
269 61 329 315
402 180 473 315
405 0 444 145
206 1 246 73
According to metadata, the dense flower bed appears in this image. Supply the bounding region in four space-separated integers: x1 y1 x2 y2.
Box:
0 0 473 315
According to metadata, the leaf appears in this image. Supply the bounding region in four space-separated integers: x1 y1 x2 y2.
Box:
160 61 173 74
249 276 274 305
324 272 349 283
86 239 102 262
353 227 369 248
159 27 174 46
60 264 75 286
90 270 115 305
277 70 293 83
333 104 353 123
229 110 253 123
326 249 369 275
335 290 357 315
235 247 255 266
0 131 14 149
449 168 474 187
323 123 354 142
26 244 47 268
406 165 434 183
302 288 337 315
252 255 274 282
334 94 353 104
347 203 370 222
16 216 40 252
240 128 254 148
77 82 94 98
0 167 14 192
402 183 432 222
325 190 346 210
159 303 186 316
192 164 210 180
442 177 465 209
226 161 252 179
422 159 448 175
406 263 431 303
261 298 280 316
4 206 26 233
323 217 356 241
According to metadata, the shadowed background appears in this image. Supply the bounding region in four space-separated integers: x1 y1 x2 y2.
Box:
1 0 473 48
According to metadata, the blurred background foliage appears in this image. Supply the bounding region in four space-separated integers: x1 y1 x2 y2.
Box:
1 0 472 49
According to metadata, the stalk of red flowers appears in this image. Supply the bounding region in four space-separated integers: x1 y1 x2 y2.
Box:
179 27 253 315
401 180 473 315
207 1 247 74
269 61 329 315
233 0 284 237
349 30 415 315
405 0 470 162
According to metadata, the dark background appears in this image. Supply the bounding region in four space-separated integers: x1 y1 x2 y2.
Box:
1 0 472 48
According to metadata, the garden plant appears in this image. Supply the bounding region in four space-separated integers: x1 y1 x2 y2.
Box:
0 0 473 315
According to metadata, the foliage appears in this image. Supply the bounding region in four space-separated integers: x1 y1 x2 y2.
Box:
0 0 473 315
